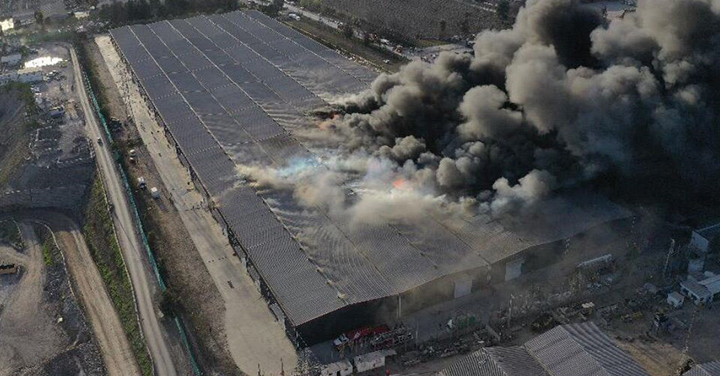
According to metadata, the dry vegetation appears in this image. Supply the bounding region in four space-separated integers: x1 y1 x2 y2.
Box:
0 85 35 189
82 177 154 376
301 0 505 44
287 17 407 72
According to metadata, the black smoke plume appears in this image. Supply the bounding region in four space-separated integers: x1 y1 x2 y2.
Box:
326 0 720 215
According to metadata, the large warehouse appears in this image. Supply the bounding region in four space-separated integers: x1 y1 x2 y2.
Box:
110 11 628 346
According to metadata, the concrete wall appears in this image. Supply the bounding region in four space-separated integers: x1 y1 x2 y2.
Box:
690 231 710 253
0 185 87 211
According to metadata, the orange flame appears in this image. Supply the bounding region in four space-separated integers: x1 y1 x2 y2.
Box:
316 113 341 130
392 178 409 190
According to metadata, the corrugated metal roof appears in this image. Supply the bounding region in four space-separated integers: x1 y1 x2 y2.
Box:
111 11 630 328
485 347 550 376
681 279 712 298
525 322 651 376
699 275 720 295
684 361 720 376
438 347 548 376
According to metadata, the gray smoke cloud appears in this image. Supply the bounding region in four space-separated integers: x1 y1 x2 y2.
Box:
321 0 720 214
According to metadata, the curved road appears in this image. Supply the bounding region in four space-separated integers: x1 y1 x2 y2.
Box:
29 213 142 376
70 48 178 376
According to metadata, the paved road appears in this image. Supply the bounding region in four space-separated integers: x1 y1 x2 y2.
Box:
96 35 299 375
70 47 178 376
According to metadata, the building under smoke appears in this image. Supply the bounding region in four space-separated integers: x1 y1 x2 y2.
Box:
107 0 720 346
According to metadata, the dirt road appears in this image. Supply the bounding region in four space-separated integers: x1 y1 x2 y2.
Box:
70 47 178 376
41 213 141 376
96 34 299 375
0 223 60 374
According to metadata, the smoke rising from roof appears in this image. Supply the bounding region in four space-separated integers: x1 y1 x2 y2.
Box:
318 0 720 215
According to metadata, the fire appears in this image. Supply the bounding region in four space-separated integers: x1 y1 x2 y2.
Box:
392 178 409 190
316 113 341 130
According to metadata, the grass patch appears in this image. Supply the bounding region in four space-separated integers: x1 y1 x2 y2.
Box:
83 176 153 376
0 220 25 250
42 238 55 266
414 38 448 47
34 225 59 266
74 37 114 125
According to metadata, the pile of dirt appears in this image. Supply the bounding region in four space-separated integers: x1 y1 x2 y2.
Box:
0 223 106 376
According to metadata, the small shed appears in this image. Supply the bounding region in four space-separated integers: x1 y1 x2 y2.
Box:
320 360 353 376
699 274 720 298
680 279 712 305
667 291 684 308
354 349 396 373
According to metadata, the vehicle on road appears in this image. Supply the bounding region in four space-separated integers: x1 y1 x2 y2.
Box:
333 325 389 349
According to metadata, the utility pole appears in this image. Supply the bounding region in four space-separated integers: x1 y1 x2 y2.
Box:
676 307 699 375
397 295 402 320
507 294 515 328
564 238 571 257
663 238 676 280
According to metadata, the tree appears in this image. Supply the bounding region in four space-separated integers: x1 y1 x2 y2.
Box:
261 3 281 16
165 0 190 16
0 28 6 56
34 10 45 29
159 288 181 318
127 0 153 21
272 0 285 10
497 0 510 21
149 0 166 18
341 23 353 38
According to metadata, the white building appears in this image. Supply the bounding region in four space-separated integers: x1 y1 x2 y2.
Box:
320 360 353 376
354 350 396 373
1 53 22 66
0 18 14 32
667 291 684 308
689 223 720 253
680 274 720 305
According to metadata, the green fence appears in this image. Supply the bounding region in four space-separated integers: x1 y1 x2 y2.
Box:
81 62 202 376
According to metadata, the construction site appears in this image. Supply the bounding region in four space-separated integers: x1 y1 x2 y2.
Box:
0 0 719 375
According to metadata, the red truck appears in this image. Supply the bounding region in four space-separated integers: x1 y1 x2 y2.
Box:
333 325 389 349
